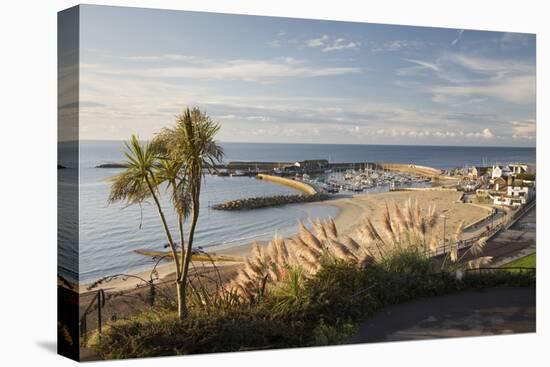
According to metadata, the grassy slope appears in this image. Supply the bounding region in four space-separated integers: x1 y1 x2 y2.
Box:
504 253 536 268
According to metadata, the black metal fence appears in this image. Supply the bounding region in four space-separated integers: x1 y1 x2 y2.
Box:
428 199 535 258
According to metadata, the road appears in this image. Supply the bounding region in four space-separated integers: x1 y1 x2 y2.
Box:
485 204 536 265
463 207 505 237
347 287 535 344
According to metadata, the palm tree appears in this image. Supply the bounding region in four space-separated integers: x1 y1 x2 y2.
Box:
109 108 223 319
108 135 183 312
153 107 224 317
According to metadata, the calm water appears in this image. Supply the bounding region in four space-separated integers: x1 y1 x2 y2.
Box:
59 141 535 283
220 142 535 169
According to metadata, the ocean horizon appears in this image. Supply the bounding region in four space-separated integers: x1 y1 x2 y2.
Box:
73 140 536 168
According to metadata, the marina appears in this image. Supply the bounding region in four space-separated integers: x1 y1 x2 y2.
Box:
212 160 435 195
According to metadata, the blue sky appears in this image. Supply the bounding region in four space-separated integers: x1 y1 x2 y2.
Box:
77 5 536 147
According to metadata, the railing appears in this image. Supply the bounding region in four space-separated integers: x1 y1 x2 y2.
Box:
427 198 535 258
80 289 105 338
466 267 535 274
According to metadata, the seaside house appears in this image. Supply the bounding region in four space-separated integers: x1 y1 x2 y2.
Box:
491 165 502 179
491 165 512 180
491 176 536 207
509 163 536 176
493 177 507 191
506 183 535 205
509 163 529 175
469 166 491 180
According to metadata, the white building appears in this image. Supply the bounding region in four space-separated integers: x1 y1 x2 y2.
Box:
507 185 535 204
493 183 535 207
509 164 529 175
469 166 490 180
491 165 512 179
491 165 502 179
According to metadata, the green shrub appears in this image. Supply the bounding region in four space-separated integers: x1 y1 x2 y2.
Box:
312 319 355 346
379 247 434 275
516 173 535 181
303 260 375 323
89 309 307 359
266 267 309 319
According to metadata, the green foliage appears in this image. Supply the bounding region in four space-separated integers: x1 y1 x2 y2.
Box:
504 253 536 268
267 267 308 318
312 319 355 346
379 247 434 275
516 173 535 181
89 308 307 359
461 269 535 288
303 260 376 323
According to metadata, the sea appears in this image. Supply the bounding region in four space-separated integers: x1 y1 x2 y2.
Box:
58 141 535 283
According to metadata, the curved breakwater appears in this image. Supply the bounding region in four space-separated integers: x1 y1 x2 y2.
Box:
256 174 319 195
212 175 325 211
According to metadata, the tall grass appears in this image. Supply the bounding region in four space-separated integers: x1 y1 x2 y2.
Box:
230 199 491 301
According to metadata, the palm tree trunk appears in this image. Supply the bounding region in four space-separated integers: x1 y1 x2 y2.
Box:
145 176 184 317
145 177 180 276
175 281 185 318
170 180 188 318
179 176 201 319
170 181 187 275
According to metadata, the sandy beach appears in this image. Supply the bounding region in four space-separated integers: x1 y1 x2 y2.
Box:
80 188 492 294
218 189 490 257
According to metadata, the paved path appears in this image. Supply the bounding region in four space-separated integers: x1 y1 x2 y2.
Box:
347 287 535 344
464 207 505 236
487 205 536 266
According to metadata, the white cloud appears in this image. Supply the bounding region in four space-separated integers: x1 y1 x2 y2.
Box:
465 128 494 139
79 47 534 146
397 58 440 77
511 119 536 139
371 40 427 53
403 58 440 72
444 53 533 76
322 39 360 52
306 35 329 48
482 128 494 139
246 115 271 122
119 54 195 62
305 35 360 52
451 30 464 46
397 53 535 105
84 57 361 83
79 66 514 144
430 75 535 104
368 126 496 141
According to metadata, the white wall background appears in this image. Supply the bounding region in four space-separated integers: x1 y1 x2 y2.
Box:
0 0 546 366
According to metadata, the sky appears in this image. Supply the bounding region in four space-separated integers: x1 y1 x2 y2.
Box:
76 5 536 147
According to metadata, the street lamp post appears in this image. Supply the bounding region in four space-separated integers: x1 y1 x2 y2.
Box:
440 214 448 254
